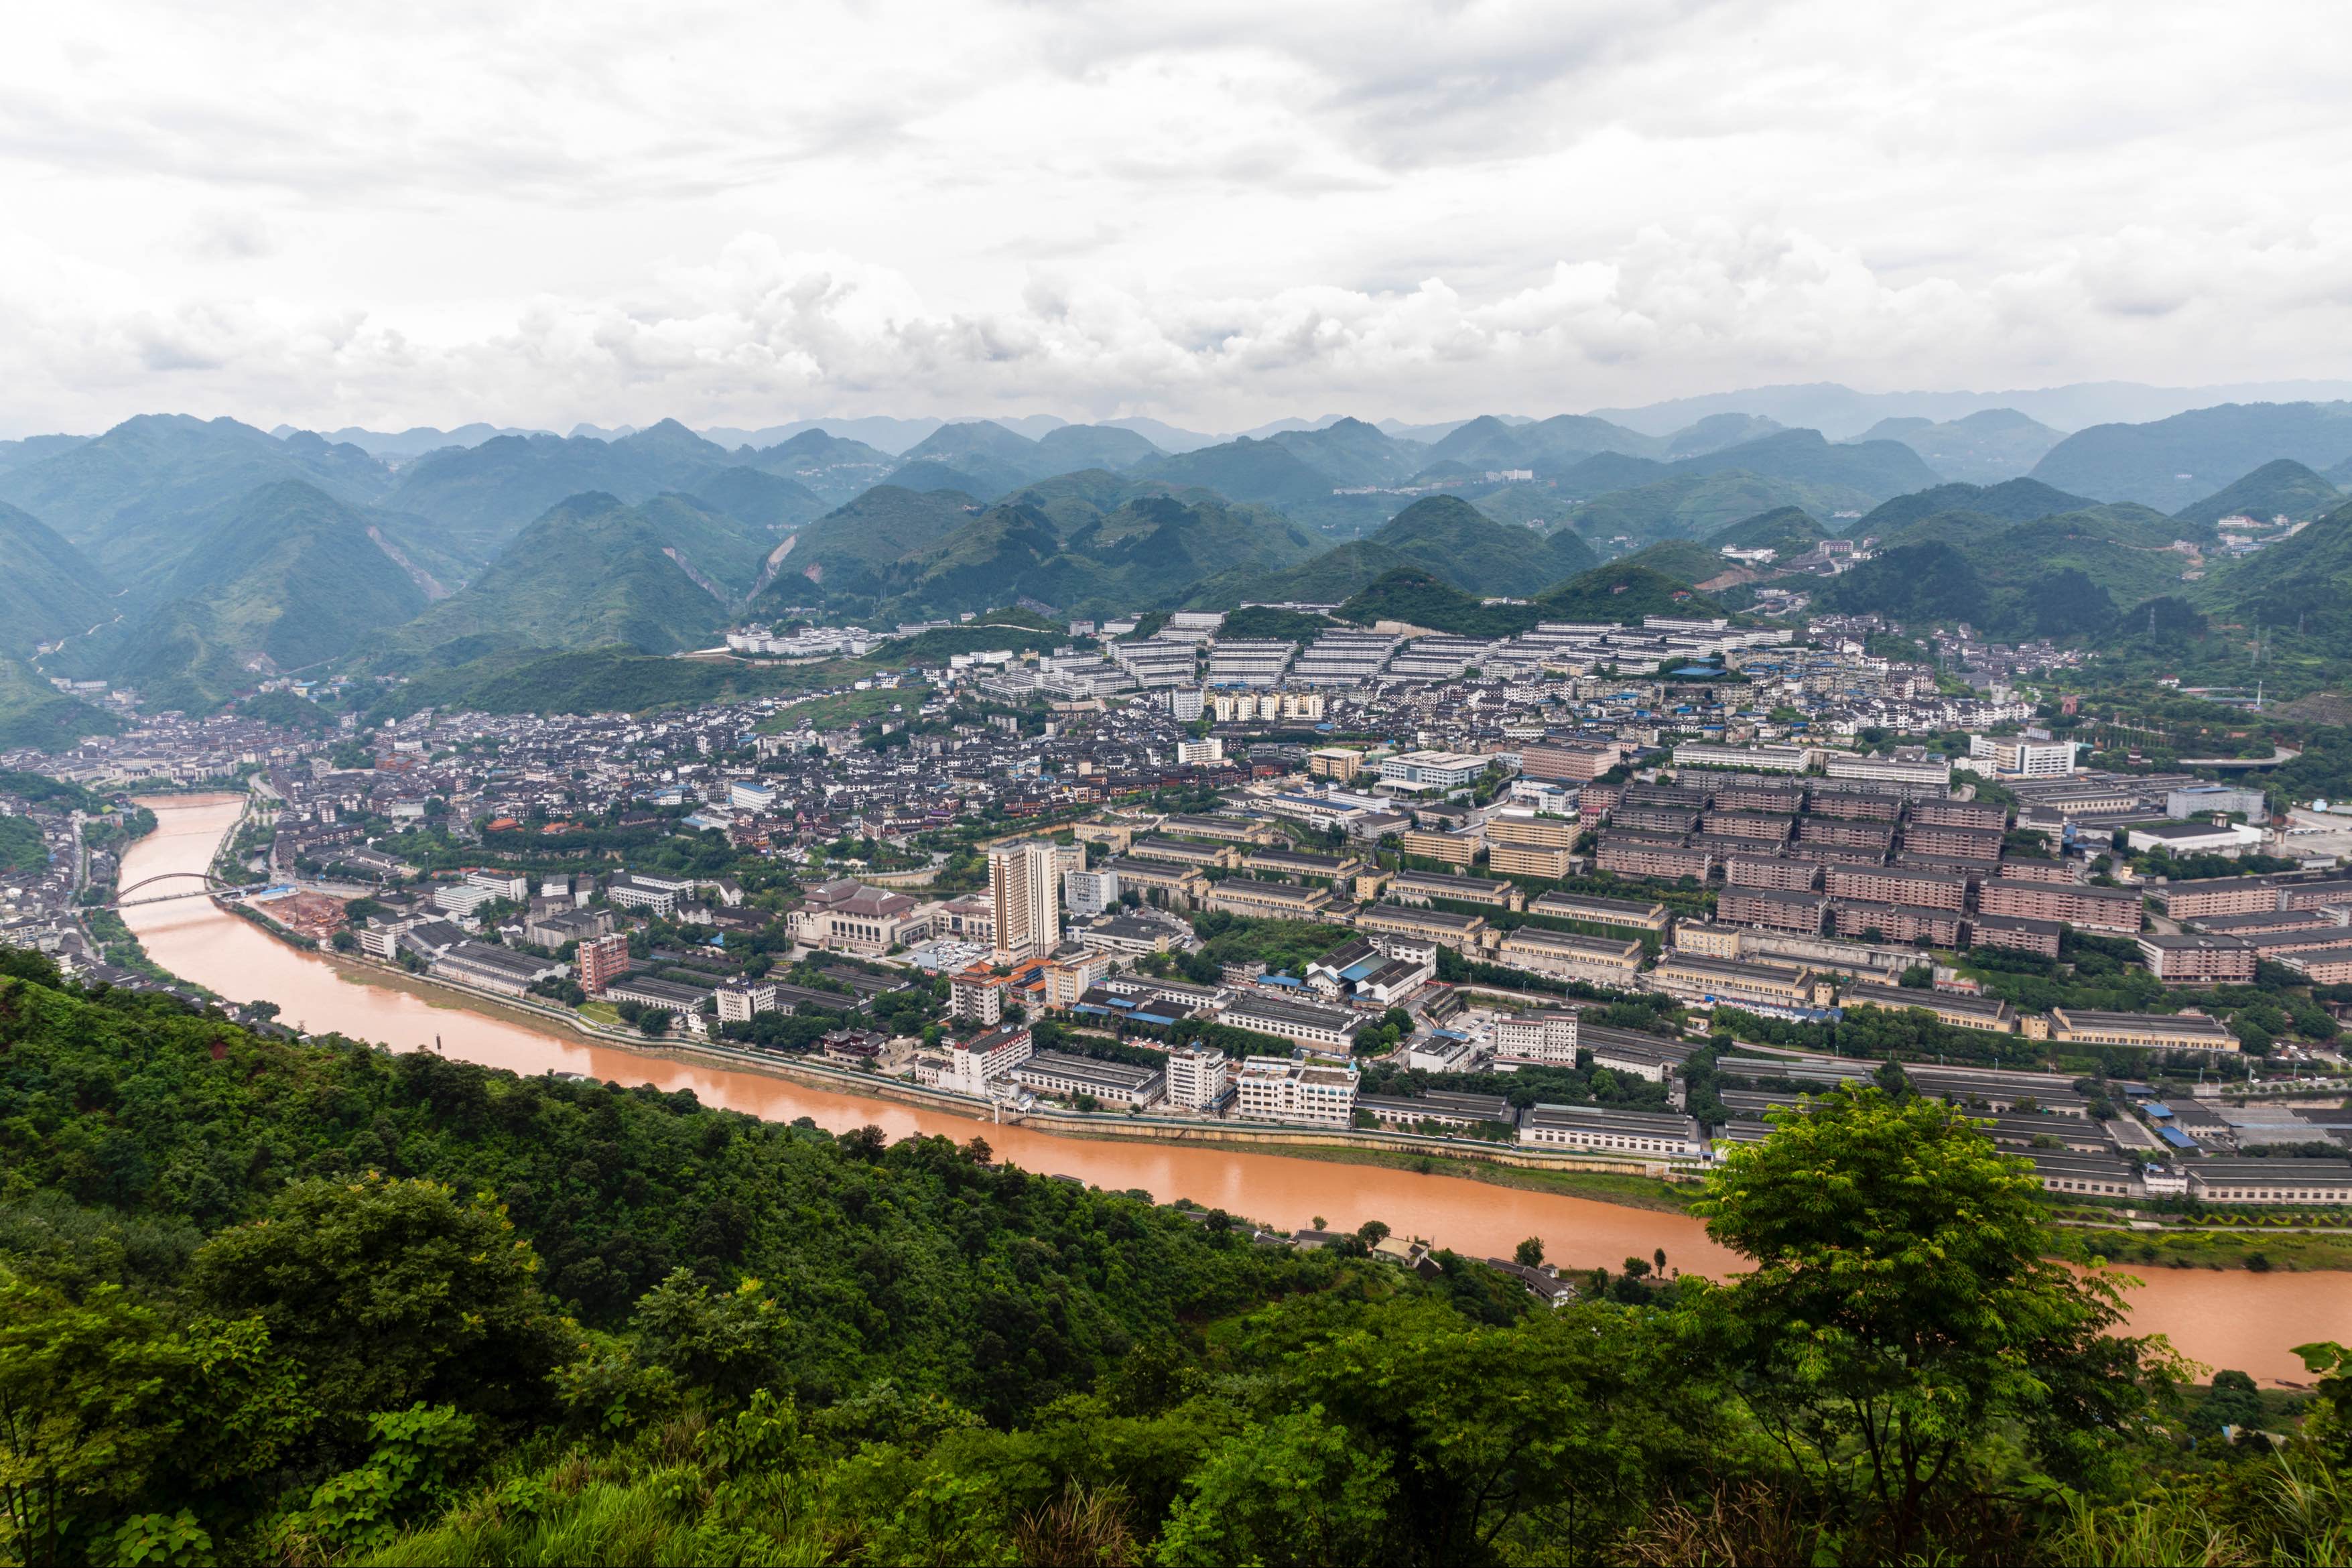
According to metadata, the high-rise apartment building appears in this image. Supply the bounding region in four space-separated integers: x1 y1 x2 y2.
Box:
989 840 1062 963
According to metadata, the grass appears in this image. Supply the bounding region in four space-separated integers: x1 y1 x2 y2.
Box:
2048 1220 2352 1272
759 681 929 732
578 1001 623 1027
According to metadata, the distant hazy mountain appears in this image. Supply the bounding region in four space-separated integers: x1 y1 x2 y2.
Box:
0 502 113 655
1098 417 1224 454
1140 438 1342 511
1592 380 2352 440
288 423 537 460
1266 417 1428 486
1563 471 1881 547
736 430 900 505
1423 413 1660 473
1033 423 1164 471
0 415 393 594
1332 562 1721 637
0 434 92 475
2029 402 2352 511
1853 409 2064 483
383 419 805 566
2171 459 2343 529
1662 413 1784 459
84 481 431 708
386 492 771 661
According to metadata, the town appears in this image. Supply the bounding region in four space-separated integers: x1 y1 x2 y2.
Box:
7 604 2347 1218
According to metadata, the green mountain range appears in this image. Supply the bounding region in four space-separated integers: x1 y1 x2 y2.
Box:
384 419 823 570
1821 503 2202 640
1266 417 1427 484
1561 470 1880 547
0 415 391 594
1855 408 2064 483
1185 495 1595 608
2171 458 2343 528
2193 501 2352 639
0 501 114 655
736 429 899 505
1032 423 1164 472
1859 478 2095 539
779 478 1323 620
71 481 432 709
760 485 985 607
2030 401 2352 510
383 492 769 663
1663 429 1939 501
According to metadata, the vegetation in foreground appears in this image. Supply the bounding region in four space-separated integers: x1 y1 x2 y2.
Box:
1 948 2348 1567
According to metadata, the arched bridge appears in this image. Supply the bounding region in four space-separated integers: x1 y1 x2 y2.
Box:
109 871 265 908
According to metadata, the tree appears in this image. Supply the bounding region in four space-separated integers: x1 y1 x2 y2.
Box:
1871 1056 1914 1102
1622 1256 1650 1279
1357 1220 1391 1248
1513 1237 1544 1268
189 1175 566 1429
1681 1086 2176 1551
1157 1404 1395 1567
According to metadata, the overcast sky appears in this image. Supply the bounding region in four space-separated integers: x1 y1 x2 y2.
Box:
4 0 2349 436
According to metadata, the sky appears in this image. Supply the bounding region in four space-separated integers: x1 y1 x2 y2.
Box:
3 0 2351 437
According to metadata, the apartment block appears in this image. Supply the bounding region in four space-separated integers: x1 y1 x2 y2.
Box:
1829 900 1965 947
1492 1009 1579 1067
1162 1046 1232 1111
1530 891 1673 933
1725 854 1822 892
1717 887 1829 934
1233 1054 1359 1126
1910 798 2007 832
1390 870 1522 909
1902 824 2004 862
2047 1008 2237 1051
1595 838 1713 883
2136 933 2257 983
1823 864 1969 913
1488 842 1575 879
1205 877 1333 921
1975 880 2142 934
1400 828 1481 868
1358 903 1488 952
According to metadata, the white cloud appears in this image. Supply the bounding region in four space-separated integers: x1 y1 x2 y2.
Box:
1 0 2350 435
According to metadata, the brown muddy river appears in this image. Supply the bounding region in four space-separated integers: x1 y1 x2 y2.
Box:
123 794 2351 1382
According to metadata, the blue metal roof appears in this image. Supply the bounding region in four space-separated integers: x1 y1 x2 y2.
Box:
2158 1126 2196 1151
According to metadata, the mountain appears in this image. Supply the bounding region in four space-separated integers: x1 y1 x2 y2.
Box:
1662 413 1784 458
383 419 750 568
1332 558 1722 637
1423 413 1660 473
1360 495 1595 594
1098 417 1224 454
1266 417 1427 485
895 420 1049 488
1819 503 2197 640
0 415 392 592
1033 424 1163 471
1561 471 1880 547
1185 541 1415 609
757 485 984 608
2193 501 2352 640
1708 506 1827 558
860 491 1321 619
1591 379 2352 440
0 434 91 474
1660 429 1939 501
1140 437 1337 510
300 423 537 460
385 493 769 662
82 481 432 708
2029 401 2352 510
1855 409 2064 483
0 653 117 751
1859 478 2095 537
2171 458 2343 529
1612 541 1732 585
738 429 900 505
1552 452 1671 495
883 459 1002 499
0 502 113 655
683 466 828 531
1534 562 1725 624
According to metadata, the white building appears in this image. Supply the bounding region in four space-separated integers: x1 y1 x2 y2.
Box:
1164 1046 1232 1112
1493 1010 1579 1067
1969 734 2079 778
1234 1054 1359 1127
715 977 781 1023
1824 753 1953 787
462 869 530 901
943 1025 1035 1095
988 840 1062 964
1062 866 1121 917
1176 737 1226 766
1378 750 1493 791
1011 1050 1165 1108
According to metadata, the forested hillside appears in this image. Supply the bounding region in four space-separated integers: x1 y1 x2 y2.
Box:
1 955 2339 1566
